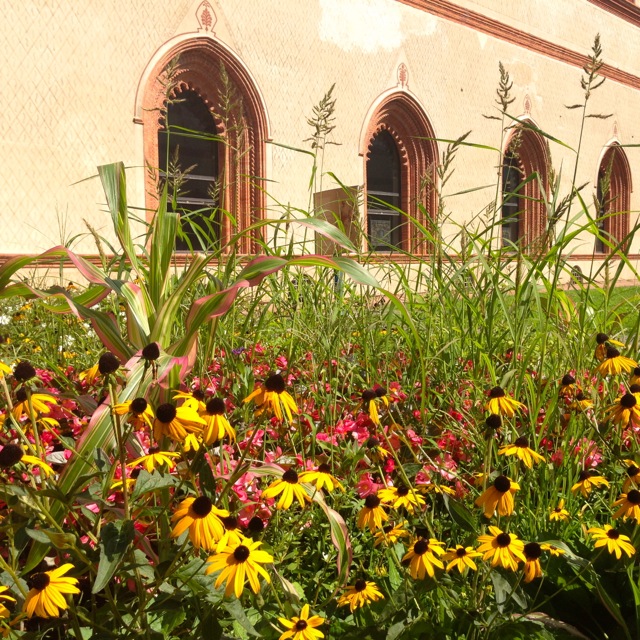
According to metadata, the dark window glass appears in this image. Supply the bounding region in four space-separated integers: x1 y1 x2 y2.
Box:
595 168 606 253
501 150 521 246
367 131 402 251
158 90 219 251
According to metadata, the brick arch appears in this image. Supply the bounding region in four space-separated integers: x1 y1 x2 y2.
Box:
141 37 268 254
597 143 632 252
362 92 438 254
504 122 550 251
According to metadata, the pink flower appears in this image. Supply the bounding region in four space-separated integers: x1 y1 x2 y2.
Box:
356 473 381 498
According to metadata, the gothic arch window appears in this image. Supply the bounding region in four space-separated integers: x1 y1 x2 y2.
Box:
363 93 438 254
595 144 632 254
141 37 268 254
501 124 550 250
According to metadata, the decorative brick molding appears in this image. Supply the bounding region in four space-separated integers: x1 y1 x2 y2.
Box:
588 0 640 25
362 92 438 254
140 37 268 254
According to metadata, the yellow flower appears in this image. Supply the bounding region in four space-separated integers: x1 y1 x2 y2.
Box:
261 469 311 510
570 391 593 412
205 535 273 598
200 397 236 444
127 447 180 473
0 585 15 618
571 470 609 497
23 564 80 618
401 537 445 579
623 460 640 492
607 393 640 428
364 436 390 460
153 403 205 443
78 363 100 385
595 333 624 362
523 542 544 583
0 362 11 380
216 515 246 551
541 543 565 557
171 495 229 550
443 545 481 573
475 475 519 518
631 366 640 386
173 390 205 412
549 498 570 522
360 387 389 425
0 444 54 477
377 483 425 513
277 604 324 640
498 437 545 468
559 373 579 399
373 522 410 547
244 373 299 422
485 386 525 417
337 579 384 612
11 388 57 422
113 397 155 431
596 347 637 376
298 463 344 493
356 494 388 532
612 489 640 522
587 524 636 559
477 526 526 571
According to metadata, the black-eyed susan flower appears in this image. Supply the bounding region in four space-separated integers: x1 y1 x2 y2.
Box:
443 545 481 573
485 386 525 417
631 367 640 386
153 403 205 443
607 393 640 428
0 361 12 380
595 333 624 362
523 542 544 583
0 586 15 618
205 535 273 598
571 469 609 497
360 387 388 425
612 489 640 522
23 564 80 618
98 352 121 376
298 463 344 493
477 526 526 571
498 437 545 468
587 524 636 559
378 483 425 513
570 391 593 412
623 460 640 492
13 360 36 383
402 537 445 579
277 604 324 640
475 475 519 518
200 397 235 444
596 346 637 376
549 498 570 522
244 373 298 422
373 521 409 547
217 515 245 551
79 362 100 385
559 373 579 398
0 443 54 477
127 446 180 473
337 579 384 611
11 388 57 422
357 494 388 532
484 414 503 437
542 543 565 557
262 469 311 510
171 495 229 550
364 436 390 461
113 397 155 431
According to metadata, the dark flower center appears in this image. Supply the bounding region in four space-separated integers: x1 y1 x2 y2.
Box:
366 437 380 448
413 539 429 555
317 463 331 474
375 387 387 398
396 484 409 497
222 515 238 530
607 529 620 540
15 388 28 403
206 398 226 415
13 360 36 382
362 389 376 403
456 547 467 557
364 494 381 509
130 397 148 414
282 469 299 483
264 374 286 393
493 475 511 493
0 444 24 467
634 367 640 376
524 542 542 559
630 385 640 394
354 579 367 592
621 393 637 409
148 445 160 455
496 533 512 547
485 414 502 430
29 572 51 590
191 496 213 517
514 436 529 448
98 352 121 375
489 386 506 398
627 465 640 477
578 469 594 481
627 490 640 505
193 389 206 402
141 342 160 361
576 392 587 401
606 347 621 359
156 403 177 423
247 516 265 533
596 333 609 344
295 620 308 631
561 374 576 385
233 545 250 562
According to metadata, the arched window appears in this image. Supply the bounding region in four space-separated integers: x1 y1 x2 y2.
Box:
140 37 268 254
158 88 221 251
595 144 632 254
363 93 438 254
501 125 550 251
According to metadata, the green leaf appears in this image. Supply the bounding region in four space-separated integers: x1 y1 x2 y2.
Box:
131 469 177 499
93 520 135 593
222 600 261 637
441 493 477 532
25 528 76 549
